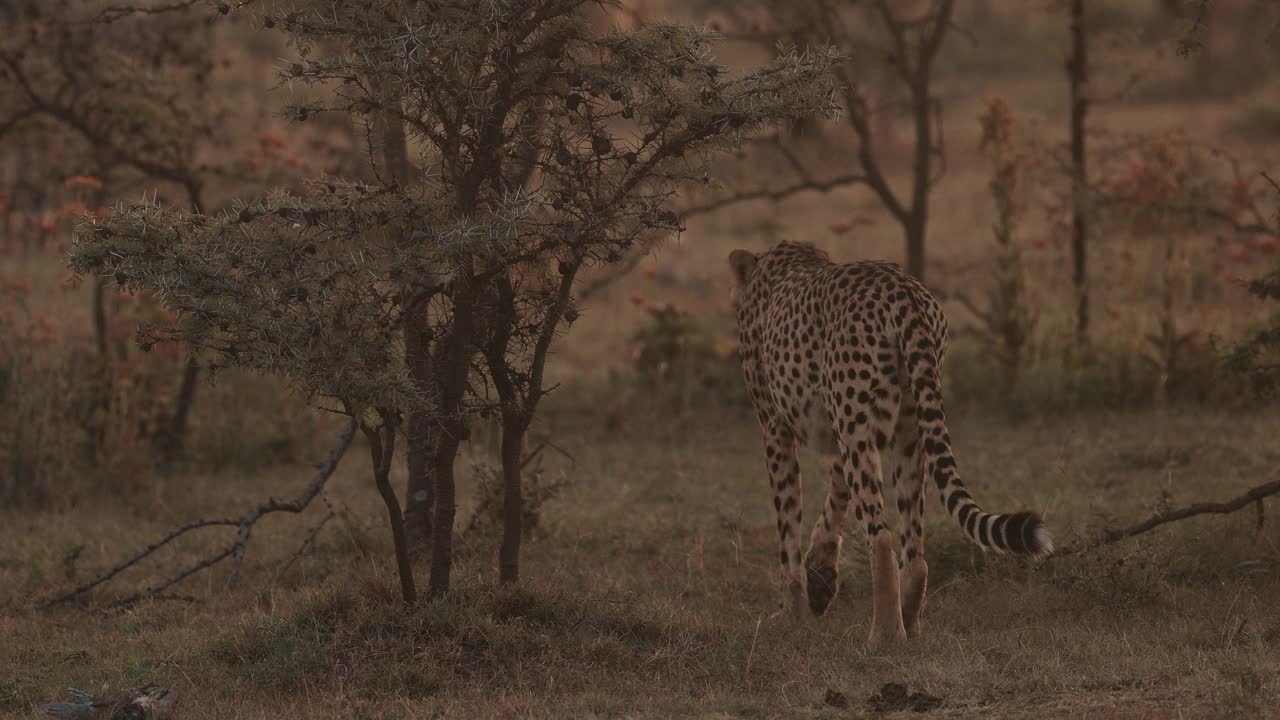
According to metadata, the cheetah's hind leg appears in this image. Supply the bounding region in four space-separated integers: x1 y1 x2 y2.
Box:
804 447 849 616
892 384 928 637
798 403 847 615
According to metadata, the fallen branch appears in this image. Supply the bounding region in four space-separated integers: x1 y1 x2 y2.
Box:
40 418 357 609
273 494 337 584
1058 477 1280 556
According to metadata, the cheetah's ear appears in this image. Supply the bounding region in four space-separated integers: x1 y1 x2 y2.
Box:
728 249 758 287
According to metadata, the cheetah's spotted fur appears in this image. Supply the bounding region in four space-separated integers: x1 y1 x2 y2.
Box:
729 241 1052 644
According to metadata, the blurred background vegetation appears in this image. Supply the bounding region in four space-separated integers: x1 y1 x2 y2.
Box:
1 0 1277 508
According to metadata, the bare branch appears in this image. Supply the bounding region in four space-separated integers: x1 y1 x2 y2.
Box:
577 249 649 302
680 172 867 220
1262 170 1280 196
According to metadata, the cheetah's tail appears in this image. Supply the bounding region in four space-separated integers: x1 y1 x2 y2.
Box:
899 328 1053 559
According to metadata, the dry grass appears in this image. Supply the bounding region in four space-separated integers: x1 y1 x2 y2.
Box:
3 404 1280 719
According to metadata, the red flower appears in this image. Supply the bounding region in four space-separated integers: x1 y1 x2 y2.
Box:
257 131 288 148
1 277 33 294
63 175 103 190
1231 178 1251 208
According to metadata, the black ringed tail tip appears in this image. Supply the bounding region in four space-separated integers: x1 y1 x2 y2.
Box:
997 511 1053 558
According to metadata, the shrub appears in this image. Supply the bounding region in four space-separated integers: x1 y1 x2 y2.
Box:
464 453 573 539
0 272 307 507
627 304 745 412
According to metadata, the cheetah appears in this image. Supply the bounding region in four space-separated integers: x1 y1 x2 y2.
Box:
728 240 1052 645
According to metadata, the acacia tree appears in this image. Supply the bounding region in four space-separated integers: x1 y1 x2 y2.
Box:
72 0 837 600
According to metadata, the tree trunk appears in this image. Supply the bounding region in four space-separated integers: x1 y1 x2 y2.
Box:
158 358 199 458
366 419 416 604
88 168 113 357
403 312 435 553
428 431 460 595
1069 0 1090 345
157 183 207 459
427 276 477 595
905 216 927 282
374 89 436 556
498 418 525 583
88 170 112 461
92 276 109 356
379 102 411 185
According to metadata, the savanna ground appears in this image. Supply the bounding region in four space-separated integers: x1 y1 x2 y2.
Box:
4 1 1280 718
4 405 1280 718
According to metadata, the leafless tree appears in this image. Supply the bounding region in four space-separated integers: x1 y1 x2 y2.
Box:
678 0 954 284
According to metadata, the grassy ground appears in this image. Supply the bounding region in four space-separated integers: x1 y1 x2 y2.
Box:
4 402 1280 719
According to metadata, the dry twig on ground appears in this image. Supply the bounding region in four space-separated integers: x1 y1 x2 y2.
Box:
1059 477 1280 556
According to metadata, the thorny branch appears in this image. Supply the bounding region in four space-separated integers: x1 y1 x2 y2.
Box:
577 248 648 302
40 419 356 609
